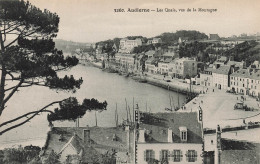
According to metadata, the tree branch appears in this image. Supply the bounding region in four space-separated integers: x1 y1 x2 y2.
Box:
0 110 54 128
3 79 24 104
0 101 62 135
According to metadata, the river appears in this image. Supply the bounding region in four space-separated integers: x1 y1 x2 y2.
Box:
0 64 186 148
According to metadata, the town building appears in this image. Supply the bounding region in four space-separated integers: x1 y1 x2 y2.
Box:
168 58 197 79
119 38 142 53
212 65 231 90
115 53 135 72
230 68 260 97
204 126 260 164
145 50 156 58
145 57 159 74
209 34 220 40
214 56 228 66
41 126 134 164
147 38 162 44
136 111 203 164
200 67 214 88
158 58 172 75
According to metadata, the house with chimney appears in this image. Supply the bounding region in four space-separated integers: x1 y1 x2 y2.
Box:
41 126 134 164
135 111 203 164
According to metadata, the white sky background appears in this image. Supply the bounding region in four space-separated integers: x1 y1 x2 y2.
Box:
29 0 260 43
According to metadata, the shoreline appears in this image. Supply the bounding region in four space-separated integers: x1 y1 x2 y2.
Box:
81 60 201 95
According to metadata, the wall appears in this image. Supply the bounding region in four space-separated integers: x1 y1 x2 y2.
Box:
136 143 203 164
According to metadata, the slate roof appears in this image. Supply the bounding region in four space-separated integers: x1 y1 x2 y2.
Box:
145 50 155 57
162 52 175 57
43 127 133 162
139 112 203 144
220 139 260 164
231 68 260 80
212 65 230 75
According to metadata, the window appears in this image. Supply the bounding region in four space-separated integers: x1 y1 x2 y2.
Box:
160 150 170 162
144 150 155 162
186 150 197 162
181 131 187 141
179 127 187 141
173 150 183 162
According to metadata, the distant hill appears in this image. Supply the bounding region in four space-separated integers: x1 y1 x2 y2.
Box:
54 39 93 53
157 30 209 44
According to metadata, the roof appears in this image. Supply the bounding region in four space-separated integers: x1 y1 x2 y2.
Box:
139 112 203 144
220 139 260 164
59 134 83 154
226 60 244 67
216 56 228 63
145 57 159 65
231 68 260 80
43 127 133 162
145 50 155 57
153 38 161 41
159 58 173 63
212 65 230 75
162 52 175 57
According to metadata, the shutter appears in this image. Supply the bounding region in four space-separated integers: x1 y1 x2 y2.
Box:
160 150 162 161
186 150 189 162
144 150 146 161
152 150 155 160
180 150 183 161
168 150 170 162
172 150 175 161
195 150 197 161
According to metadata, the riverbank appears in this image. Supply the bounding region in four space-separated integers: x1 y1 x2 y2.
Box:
84 60 202 95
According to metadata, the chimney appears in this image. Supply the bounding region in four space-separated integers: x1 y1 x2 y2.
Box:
168 128 173 143
83 129 90 144
138 129 145 143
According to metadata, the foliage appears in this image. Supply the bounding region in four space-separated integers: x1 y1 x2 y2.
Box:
47 97 107 122
157 30 208 44
223 41 260 66
42 150 61 164
1 145 41 164
179 41 210 58
0 0 106 135
133 44 155 53
99 149 117 164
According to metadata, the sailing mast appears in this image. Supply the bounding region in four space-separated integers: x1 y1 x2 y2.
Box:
115 103 118 127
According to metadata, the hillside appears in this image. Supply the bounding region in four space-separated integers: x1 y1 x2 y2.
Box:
224 41 260 66
54 39 93 53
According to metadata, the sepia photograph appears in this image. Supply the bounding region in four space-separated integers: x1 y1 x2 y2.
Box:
0 0 260 163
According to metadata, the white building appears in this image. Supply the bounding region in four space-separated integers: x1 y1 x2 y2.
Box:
136 112 203 164
230 68 260 97
158 58 172 75
212 65 231 90
119 38 142 53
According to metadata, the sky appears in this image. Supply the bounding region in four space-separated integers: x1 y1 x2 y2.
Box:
29 0 260 43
